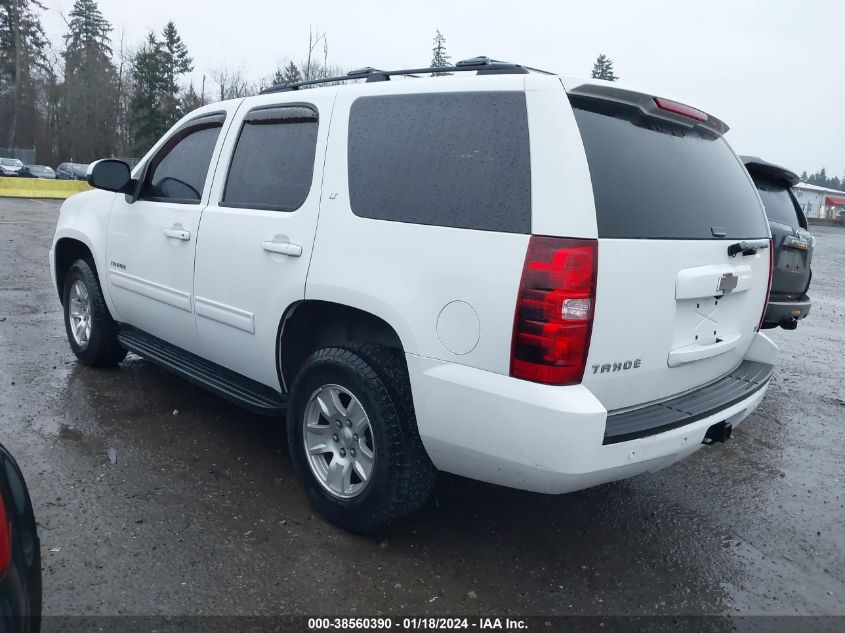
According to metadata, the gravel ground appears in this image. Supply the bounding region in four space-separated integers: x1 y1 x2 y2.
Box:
0 198 842 620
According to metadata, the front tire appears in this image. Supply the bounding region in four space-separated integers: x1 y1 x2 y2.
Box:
62 259 127 367
287 345 436 534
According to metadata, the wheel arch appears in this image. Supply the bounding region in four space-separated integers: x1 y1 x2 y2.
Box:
277 300 405 392
53 236 95 304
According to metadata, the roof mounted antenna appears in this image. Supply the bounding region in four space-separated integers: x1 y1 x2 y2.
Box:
260 55 551 94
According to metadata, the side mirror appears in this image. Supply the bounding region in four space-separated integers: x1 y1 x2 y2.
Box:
87 159 133 194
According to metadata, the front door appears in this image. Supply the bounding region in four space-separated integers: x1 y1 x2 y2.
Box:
192 93 335 388
105 109 233 354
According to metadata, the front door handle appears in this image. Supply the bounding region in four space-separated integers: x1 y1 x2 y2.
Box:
261 240 302 257
164 227 191 241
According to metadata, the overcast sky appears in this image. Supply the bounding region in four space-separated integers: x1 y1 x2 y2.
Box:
40 0 844 178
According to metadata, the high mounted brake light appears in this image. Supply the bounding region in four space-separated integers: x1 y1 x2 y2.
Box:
567 84 730 135
654 97 708 122
0 496 10 578
510 237 598 385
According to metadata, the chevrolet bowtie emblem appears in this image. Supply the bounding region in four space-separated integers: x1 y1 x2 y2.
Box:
718 273 738 294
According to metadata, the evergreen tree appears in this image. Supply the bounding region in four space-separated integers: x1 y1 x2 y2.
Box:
64 0 111 58
0 0 49 149
590 54 618 81
270 60 302 86
430 28 451 76
159 21 192 126
800 170 808 182
61 0 119 160
129 32 168 154
282 60 302 84
180 79 204 113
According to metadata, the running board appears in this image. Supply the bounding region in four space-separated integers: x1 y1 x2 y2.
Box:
117 325 285 416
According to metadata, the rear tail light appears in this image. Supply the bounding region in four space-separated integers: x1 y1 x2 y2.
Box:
757 239 774 331
0 497 10 577
510 237 598 385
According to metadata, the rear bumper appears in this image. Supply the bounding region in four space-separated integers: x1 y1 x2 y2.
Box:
407 333 777 494
763 296 811 329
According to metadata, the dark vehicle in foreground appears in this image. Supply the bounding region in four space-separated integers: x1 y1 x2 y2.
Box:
55 163 89 181
18 165 55 180
0 442 41 632
742 156 813 330
0 158 23 177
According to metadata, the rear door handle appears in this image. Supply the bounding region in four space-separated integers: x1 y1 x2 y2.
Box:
261 240 302 257
164 228 191 241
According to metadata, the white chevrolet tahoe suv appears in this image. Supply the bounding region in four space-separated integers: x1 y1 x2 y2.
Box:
50 57 778 533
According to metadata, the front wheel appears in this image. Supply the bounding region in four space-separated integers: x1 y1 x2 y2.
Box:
287 345 436 534
62 259 127 367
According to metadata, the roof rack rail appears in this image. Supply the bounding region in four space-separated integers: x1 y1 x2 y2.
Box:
259 56 551 94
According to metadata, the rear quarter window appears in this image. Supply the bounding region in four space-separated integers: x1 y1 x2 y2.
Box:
347 91 531 234
572 98 769 240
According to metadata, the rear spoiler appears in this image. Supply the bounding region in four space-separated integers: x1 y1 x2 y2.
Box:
740 155 800 187
566 83 729 136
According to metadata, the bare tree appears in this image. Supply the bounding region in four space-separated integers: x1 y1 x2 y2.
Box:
300 26 324 82
114 28 132 153
209 64 254 100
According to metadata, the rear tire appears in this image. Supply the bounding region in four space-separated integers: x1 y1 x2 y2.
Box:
62 259 127 367
287 344 436 534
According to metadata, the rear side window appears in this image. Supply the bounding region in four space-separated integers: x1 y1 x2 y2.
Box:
142 119 223 203
752 174 802 228
223 105 318 211
348 92 531 233
571 98 768 239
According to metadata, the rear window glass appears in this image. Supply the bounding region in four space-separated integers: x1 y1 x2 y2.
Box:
348 92 531 234
752 174 801 227
571 98 768 239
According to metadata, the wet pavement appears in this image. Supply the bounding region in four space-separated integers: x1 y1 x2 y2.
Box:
0 197 843 617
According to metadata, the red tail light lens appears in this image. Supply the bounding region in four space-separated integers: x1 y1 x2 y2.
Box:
757 239 774 331
0 497 10 577
510 237 598 385
654 97 708 122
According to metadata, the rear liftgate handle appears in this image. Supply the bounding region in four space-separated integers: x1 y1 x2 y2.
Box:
727 239 769 257
782 235 810 251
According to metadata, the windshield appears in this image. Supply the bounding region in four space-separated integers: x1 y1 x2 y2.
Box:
571 97 769 240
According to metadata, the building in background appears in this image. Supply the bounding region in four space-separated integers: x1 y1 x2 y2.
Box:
793 182 845 219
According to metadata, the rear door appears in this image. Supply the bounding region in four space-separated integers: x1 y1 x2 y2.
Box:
565 85 772 412
192 92 333 389
752 173 813 300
